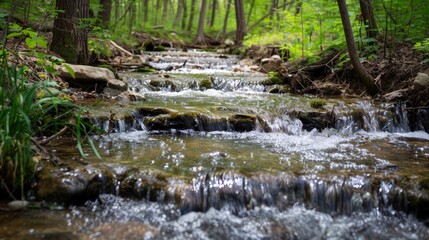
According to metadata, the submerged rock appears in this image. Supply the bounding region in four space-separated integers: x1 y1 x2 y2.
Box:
35 164 116 203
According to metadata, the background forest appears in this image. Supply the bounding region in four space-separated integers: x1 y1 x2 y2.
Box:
1 0 428 61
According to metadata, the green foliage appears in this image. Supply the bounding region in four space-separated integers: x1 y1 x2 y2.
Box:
415 38 429 64
89 27 112 58
1 22 100 198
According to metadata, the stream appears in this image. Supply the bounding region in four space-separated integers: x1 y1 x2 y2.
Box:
1 50 429 239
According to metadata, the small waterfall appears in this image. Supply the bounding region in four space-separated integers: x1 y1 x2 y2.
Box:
175 171 429 219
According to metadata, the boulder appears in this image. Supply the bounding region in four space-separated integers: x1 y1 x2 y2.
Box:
35 164 116 203
413 73 429 91
57 64 115 81
57 64 128 95
116 91 146 102
259 55 283 73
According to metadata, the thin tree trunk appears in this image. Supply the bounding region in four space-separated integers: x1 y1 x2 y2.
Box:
99 0 112 28
50 0 89 64
209 0 217 27
143 0 149 22
162 0 168 24
222 0 231 40
247 0 255 25
359 0 378 39
155 0 160 25
195 0 207 44
128 0 135 36
337 0 377 95
187 0 196 31
234 0 247 46
114 0 119 21
174 0 183 28
181 0 188 30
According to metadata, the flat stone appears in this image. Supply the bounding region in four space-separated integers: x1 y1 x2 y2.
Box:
107 78 128 91
116 91 145 102
57 64 115 82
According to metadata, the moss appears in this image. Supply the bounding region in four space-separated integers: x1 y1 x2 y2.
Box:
309 99 327 109
137 67 157 73
199 78 213 90
154 45 166 51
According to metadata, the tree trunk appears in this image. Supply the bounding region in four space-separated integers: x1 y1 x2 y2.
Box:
114 0 119 21
99 0 112 28
181 0 187 30
155 0 160 25
209 0 217 27
162 0 168 24
234 0 247 46
128 0 135 36
195 0 207 44
222 0 231 40
143 0 149 22
359 0 378 39
50 0 89 65
247 0 255 25
337 0 377 95
187 0 196 31
173 0 183 28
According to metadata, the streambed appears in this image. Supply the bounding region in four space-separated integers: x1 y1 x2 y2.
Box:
1 50 429 239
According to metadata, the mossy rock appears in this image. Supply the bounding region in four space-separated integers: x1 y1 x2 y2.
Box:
309 99 327 109
228 114 257 132
199 78 213 90
143 112 202 131
35 163 115 204
289 110 334 131
119 169 170 201
137 107 173 116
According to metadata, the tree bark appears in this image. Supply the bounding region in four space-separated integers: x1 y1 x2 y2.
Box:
247 0 255 26
162 0 168 24
173 0 183 28
222 0 231 40
209 0 217 27
181 0 188 30
143 0 149 22
99 0 112 28
50 0 89 65
234 0 247 46
359 0 378 39
337 0 377 95
187 0 196 31
195 0 208 44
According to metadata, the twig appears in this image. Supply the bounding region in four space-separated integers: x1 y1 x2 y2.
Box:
109 40 133 56
39 126 68 146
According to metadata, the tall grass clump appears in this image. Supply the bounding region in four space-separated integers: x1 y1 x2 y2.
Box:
0 48 100 199
0 50 37 198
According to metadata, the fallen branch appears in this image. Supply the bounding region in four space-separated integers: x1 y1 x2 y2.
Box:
109 40 133 56
39 126 68 146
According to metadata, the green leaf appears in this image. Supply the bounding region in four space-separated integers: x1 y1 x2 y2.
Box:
25 38 36 49
63 64 75 78
7 32 23 38
44 65 57 74
35 37 47 49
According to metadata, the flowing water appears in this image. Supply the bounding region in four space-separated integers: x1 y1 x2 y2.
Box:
1 50 429 239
